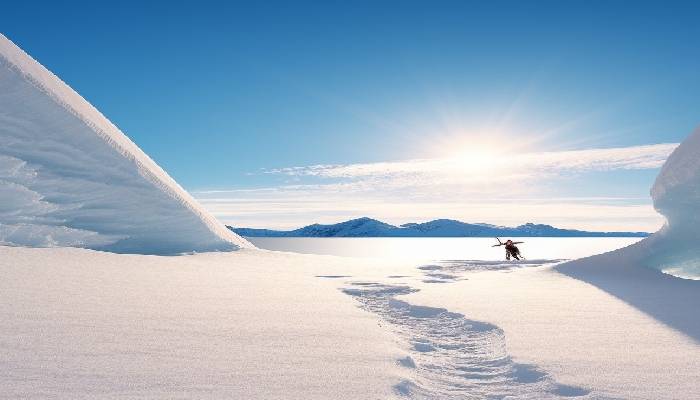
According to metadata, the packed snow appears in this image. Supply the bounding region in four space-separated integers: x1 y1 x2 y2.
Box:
0 34 250 254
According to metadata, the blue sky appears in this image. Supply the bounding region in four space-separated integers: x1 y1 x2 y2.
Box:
2 1 699 230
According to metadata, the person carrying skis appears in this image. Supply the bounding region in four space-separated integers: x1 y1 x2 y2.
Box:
504 239 521 260
492 238 524 260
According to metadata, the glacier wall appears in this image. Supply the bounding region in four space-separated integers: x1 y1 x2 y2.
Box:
0 34 252 254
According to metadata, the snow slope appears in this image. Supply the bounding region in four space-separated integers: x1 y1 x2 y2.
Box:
0 34 251 254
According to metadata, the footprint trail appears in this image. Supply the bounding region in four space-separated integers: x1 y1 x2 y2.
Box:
341 278 604 399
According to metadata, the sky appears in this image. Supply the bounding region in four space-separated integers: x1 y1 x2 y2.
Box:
2 1 699 231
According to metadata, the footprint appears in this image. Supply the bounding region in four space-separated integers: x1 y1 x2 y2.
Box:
397 356 416 368
553 384 591 397
512 363 548 383
413 342 436 352
393 380 415 396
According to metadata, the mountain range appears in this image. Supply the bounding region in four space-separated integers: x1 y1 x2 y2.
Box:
228 217 649 238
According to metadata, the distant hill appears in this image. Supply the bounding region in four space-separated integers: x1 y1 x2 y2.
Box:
228 217 649 238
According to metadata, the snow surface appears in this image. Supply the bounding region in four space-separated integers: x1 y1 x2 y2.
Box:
407 260 699 399
0 246 404 399
3 243 697 399
0 34 251 254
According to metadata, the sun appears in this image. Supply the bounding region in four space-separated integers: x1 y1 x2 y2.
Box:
444 141 511 174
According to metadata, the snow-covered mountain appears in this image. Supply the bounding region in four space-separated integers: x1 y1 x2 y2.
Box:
232 217 402 237
292 217 400 237
230 217 649 237
399 219 504 236
0 34 251 254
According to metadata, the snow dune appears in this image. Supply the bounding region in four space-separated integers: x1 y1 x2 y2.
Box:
0 34 250 254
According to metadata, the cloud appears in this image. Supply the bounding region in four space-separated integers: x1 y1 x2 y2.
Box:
194 143 677 231
267 143 677 180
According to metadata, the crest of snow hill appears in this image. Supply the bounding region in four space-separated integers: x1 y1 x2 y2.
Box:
0 34 251 254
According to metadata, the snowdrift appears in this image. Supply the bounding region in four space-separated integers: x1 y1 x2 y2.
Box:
0 34 251 254
558 126 700 343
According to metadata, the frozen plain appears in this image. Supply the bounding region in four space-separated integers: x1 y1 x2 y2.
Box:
2 244 698 399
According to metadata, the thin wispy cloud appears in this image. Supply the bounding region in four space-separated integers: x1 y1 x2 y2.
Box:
195 143 677 231
267 143 677 180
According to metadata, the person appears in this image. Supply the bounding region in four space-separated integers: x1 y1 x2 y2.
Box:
504 240 521 260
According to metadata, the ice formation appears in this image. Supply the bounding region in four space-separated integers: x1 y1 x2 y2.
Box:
552 127 700 279
0 34 251 254
643 126 700 277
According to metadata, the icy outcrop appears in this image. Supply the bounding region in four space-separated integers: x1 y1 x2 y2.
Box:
651 127 700 228
0 34 252 254
644 126 700 278
562 126 700 279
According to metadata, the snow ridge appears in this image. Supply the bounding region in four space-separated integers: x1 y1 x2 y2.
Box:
0 33 252 254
